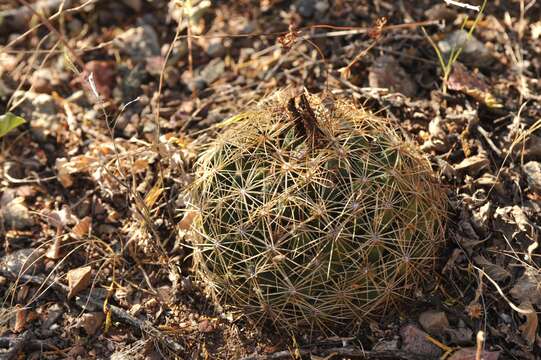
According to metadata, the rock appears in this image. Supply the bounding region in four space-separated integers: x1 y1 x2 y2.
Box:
206 39 226 58
198 319 215 333
160 42 188 64
296 0 315 18
400 324 442 358
165 67 182 88
0 188 18 208
31 68 55 93
114 25 160 62
368 55 418 97
523 161 541 193
41 304 64 333
27 93 56 116
116 64 147 103
11 91 58 140
2 197 34 230
445 323 473 345
74 287 108 312
425 4 458 22
189 78 208 92
315 0 330 14
437 30 493 68
523 135 541 158
0 77 12 98
181 68 209 93
200 58 225 85
1 248 44 275
67 266 92 300
67 18 83 34
84 60 116 99
65 90 91 108
121 0 143 12
419 310 449 337
181 276 193 293
0 53 18 73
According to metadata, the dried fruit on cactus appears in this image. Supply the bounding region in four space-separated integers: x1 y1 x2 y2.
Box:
189 92 447 335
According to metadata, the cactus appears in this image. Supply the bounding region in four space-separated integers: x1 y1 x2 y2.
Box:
189 92 447 335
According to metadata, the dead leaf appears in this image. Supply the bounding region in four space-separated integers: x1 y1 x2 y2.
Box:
453 153 490 176
97 143 115 156
45 236 63 260
474 173 505 195
519 302 538 346
448 62 503 108
144 181 164 208
56 156 99 187
473 255 511 282
77 312 105 336
13 306 26 333
67 266 92 300
69 155 99 172
71 216 92 239
132 158 149 173
55 158 74 188
494 205 538 260
509 205 536 234
179 211 196 230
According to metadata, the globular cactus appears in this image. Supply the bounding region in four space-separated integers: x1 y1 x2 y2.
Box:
189 92 446 335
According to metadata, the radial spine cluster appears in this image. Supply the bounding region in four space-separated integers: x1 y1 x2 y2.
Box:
190 92 447 335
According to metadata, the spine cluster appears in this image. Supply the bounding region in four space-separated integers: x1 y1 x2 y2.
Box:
190 92 447 335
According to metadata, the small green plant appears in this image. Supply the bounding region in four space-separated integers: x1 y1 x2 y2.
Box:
189 92 447 335
423 0 488 94
0 112 26 139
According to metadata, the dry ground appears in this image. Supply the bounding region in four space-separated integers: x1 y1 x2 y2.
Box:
1 0 541 359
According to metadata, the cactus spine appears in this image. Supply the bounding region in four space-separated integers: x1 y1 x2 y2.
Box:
190 92 446 335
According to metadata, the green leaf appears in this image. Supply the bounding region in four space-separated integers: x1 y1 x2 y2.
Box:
0 112 26 138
